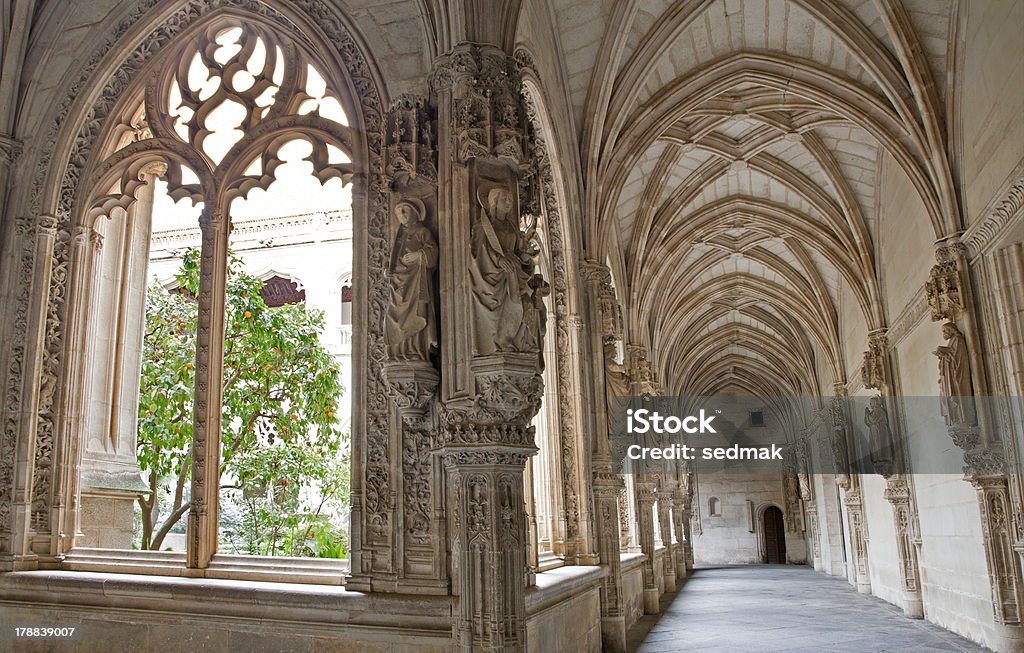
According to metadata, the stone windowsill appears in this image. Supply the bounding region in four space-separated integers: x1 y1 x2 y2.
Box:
61 548 350 585
525 564 604 616
620 551 646 572
0 569 451 632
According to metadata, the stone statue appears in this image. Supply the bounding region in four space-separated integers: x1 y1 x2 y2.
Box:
864 395 895 475
384 199 438 360
516 274 549 353
932 322 976 427
469 186 534 355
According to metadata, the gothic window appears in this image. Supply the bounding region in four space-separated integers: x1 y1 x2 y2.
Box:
709 497 722 517
340 279 353 327
76 17 358 573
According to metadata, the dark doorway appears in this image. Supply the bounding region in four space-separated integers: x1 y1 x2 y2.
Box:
763 506 786 564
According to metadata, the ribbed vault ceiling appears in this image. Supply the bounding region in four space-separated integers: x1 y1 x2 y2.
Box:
568 0 958 398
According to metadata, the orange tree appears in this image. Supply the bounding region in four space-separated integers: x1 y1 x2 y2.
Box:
137 248 347 555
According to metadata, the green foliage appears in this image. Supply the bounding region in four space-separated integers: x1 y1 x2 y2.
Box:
136 248 348 556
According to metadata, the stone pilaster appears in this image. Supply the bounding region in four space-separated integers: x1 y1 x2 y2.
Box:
593 471 626 652
581 259 628 649
0 214 57 569
928 237 1024 638
884 478 923 617
671 486 688 581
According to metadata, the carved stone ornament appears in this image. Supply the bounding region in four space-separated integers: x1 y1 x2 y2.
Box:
973 475 1024 624
926 242 966 321
382 360 439 413
861 331 888 391
964 448 1008 480
429 43 529 166
468 184 543 356
383 94 436 185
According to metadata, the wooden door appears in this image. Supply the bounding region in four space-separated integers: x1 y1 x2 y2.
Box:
763 506 786 564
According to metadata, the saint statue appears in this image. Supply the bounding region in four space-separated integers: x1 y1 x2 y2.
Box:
516 274 550 356
864 395 895 474
384 199 438 360
469 186 534 355
932 322 976 427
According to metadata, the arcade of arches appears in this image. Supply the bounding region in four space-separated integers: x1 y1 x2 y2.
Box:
0 1 1022 651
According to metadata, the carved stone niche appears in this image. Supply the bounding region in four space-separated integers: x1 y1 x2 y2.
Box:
926 241 967 321
383 94 437 186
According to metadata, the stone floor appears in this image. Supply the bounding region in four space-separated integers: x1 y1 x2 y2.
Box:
627 565 989 652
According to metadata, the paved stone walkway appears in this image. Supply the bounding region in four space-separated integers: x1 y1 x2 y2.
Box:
627 565 989 652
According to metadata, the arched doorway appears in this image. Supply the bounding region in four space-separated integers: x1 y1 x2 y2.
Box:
763 506 787 564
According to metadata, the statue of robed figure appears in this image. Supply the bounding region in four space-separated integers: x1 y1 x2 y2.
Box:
385 199 438 360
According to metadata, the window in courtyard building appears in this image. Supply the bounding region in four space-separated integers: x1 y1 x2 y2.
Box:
709 497 722 517
75 19 356 568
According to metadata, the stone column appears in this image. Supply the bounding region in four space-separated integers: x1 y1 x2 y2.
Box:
671 485 688 581
594 471 626 651
862 328 924 616
580 260 627 650
636 480 660 613
0 214 57 569
78 163 163 549
431 43 543 652
28 222 103 562
657 486 677 592
186 207 229 570
376 94 448 594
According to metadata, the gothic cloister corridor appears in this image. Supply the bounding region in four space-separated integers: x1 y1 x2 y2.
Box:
629 566 987 653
